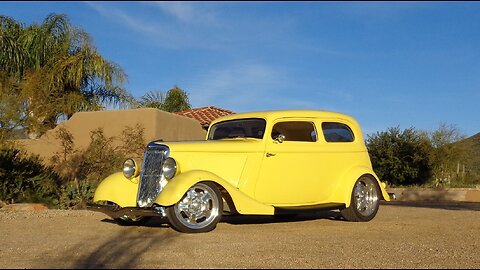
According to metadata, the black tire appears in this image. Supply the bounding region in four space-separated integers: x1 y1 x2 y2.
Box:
341 175 380 222
166 182 223 233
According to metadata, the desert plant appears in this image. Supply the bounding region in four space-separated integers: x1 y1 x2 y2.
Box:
0 145 60 206
58 178 95 209
51 124 146 209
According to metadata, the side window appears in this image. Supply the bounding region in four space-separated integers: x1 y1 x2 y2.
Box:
322 122 355 142
271 121 317 142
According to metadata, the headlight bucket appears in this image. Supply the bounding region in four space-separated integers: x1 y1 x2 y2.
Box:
123 158 139 179
162 157 177 180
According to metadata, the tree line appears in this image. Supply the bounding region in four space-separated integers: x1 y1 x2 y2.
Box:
367 124 479 188
0 13 191 141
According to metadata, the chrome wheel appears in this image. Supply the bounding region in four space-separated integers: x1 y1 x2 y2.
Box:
167 182 223 233
341 175 380 222
353 177 379 217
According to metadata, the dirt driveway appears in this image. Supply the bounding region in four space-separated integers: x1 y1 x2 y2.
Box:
1 202 479 269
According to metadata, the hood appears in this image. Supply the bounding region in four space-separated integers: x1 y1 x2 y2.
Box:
154 138 265 154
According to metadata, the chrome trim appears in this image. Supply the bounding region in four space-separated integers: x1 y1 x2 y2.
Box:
87 203 166 219
388 192 397 200
136 142 170 207
123 158 138 179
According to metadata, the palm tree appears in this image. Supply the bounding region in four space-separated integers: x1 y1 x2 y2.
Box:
135 86 191 113
0 13 129 137
136 89 165 109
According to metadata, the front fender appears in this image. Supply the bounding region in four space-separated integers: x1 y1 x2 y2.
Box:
93 172 139 207
331 166 390 208
155 170 274 215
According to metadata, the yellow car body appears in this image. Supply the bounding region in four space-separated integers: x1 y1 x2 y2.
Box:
91 110 390 232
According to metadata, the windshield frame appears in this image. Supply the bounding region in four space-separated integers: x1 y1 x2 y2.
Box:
207 118 267 140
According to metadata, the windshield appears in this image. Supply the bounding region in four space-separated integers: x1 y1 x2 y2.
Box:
208 118 267 140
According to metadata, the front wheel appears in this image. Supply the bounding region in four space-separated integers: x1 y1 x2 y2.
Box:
341 175 380 222
166 182 223 233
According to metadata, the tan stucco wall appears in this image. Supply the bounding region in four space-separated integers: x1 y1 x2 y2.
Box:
16 108 206 162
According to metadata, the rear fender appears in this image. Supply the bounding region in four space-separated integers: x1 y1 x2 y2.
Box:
331 166 390 208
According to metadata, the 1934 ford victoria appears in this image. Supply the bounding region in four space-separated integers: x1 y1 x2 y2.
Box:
88 110 390 233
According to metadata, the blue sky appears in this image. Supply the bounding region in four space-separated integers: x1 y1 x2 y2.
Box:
2 1 480 137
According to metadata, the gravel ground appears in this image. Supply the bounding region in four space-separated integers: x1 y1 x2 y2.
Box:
0 202 479 269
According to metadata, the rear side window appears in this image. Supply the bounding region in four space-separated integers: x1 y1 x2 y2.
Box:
271 121 317 142
322 122 354 142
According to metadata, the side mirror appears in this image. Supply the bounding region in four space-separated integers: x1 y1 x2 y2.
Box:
274 134 286 143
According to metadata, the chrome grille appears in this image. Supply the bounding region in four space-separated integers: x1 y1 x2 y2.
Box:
137 143 169 207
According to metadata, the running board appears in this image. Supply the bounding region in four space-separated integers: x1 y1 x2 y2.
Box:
274 203 346 214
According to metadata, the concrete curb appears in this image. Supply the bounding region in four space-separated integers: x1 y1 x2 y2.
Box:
387 188 480 202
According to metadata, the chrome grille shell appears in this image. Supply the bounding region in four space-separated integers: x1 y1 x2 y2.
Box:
136 142 169 207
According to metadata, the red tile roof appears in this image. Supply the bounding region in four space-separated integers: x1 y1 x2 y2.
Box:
175 106 235 127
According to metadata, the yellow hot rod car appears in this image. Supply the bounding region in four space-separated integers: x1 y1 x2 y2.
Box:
88 110 390 233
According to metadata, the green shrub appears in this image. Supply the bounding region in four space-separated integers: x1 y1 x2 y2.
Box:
0 123 147 209
51 125 146 209
366 126 433 187
58 179 95 209
0 145 60 206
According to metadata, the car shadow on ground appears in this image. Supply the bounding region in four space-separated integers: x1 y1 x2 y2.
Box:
99 211 346 228
44 225 180 269
100 217 170 227
220 210 344 225
381 201 480 211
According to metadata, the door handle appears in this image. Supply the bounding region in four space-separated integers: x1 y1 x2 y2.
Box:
266 152 276 157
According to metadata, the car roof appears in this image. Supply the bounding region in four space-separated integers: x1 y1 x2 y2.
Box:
210 110 358 125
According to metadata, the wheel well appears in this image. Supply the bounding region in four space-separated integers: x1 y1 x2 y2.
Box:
360 173 386 201
202 181 238 214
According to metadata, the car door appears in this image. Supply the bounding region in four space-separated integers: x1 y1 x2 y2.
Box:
254 119 330 205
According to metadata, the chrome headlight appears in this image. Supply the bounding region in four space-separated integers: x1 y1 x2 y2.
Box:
162 157 177 180
123 158 138 179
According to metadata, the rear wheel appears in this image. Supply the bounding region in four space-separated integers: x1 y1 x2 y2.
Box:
341 175 380 222
166 182 223 233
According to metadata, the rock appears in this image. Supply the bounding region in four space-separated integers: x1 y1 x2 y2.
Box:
0 203 48 211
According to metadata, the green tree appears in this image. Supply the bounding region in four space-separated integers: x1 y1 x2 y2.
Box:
0 13 130 138
366 126 433 187
135 85 191 113
163 85 191 112
0 71 27 140
427 123 468 187
137 89 165 109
